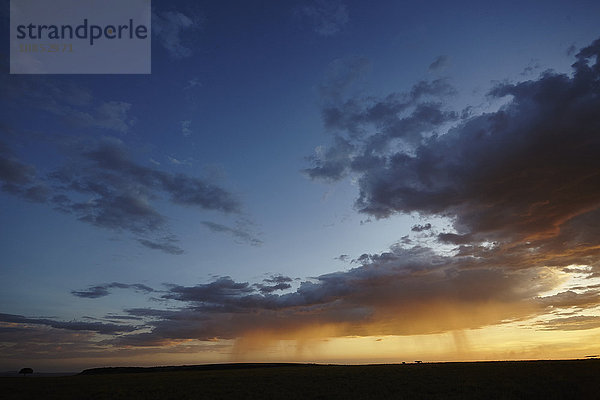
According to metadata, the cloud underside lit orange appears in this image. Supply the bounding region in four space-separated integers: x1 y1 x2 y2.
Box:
3 36 600 371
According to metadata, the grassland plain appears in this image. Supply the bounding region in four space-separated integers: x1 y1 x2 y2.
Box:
1 360 598 399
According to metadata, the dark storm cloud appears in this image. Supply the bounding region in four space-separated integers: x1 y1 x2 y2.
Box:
108 225 600 346
306 78 457 181
0 313 136 334
111 244 577 346
306 38 600 271
354 41 600 242
10 38 600 354
71 282 156 299
201 221 263 246
321 79 456 134
116 37 590 345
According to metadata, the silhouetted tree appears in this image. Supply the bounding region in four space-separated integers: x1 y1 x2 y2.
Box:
19 368 33 376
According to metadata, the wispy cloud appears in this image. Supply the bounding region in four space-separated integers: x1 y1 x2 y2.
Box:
537 316 600 331
428 55 449 72
181 120 192 137
0 141 43 199
0 313 137 334
0 138 241 254
319 56 370 104
153 10 202 58
137 238 185 255
72 282 156 299
201 221 263 246
297 0 349 36
50 141 240 250
71 282 155 299
1 77 134 133
184 77 202 90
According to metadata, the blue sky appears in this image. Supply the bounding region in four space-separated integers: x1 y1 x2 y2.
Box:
3 0 600 371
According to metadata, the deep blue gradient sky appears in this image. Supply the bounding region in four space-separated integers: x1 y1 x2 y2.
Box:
2 0 600 371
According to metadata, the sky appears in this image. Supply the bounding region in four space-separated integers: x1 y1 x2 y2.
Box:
2 0 600 372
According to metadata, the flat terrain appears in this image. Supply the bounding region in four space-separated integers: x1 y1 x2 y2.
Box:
1 360 598 399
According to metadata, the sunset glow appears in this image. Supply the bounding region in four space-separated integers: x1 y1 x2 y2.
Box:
2 0 600 373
